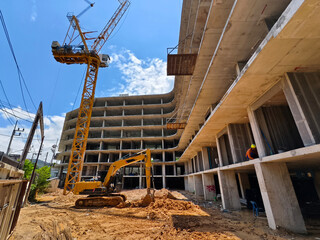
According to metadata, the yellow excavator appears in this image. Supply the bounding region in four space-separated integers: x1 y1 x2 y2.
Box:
73 149 153 208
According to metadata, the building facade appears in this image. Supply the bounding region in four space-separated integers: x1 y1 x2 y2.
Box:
175 0 320 234
58 92 185 189
57 0 320 234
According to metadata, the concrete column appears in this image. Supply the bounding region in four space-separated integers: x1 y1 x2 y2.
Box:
201 147 210 170
218 170 241 210
237 173 250 199
194 175 204 196
184 162 188 174
254 162 306 233
139 164 142 189
216 137 224 167
184 177 188 191
96 165 100 178
162 164 166 188
192 157 196 173
188 176 195 193
195 155 200 172
173 163 177 176
248 106 267 157
314 171 320 200
202 173 216 200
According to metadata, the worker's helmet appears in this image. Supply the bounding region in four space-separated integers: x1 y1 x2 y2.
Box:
251 144 256 149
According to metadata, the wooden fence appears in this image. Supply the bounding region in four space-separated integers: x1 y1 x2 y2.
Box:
0 180 28 240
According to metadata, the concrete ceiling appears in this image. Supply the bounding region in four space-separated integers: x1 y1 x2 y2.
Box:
175 0 292 154
179 0 320 161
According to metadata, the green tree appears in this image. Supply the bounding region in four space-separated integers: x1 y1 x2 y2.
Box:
28 165 51 201
23 159 34 180
34 166 51 193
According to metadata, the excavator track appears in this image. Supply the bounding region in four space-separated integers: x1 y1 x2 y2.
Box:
75 194 126 208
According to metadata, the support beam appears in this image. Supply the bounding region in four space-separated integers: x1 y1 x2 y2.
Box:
218 170 241 210
188 176 195 193
248 106 267 157
202 173 216 200
283 73 320 145
254 162 306 233
194 175 204 196
162 164 166 188
184 177 188 191
139 164 142 189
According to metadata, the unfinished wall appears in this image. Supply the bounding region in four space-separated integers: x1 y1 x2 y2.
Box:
284 72 320 144
255 106 303 155
228 124 253 163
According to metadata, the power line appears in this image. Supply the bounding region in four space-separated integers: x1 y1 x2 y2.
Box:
0 100 15 126
0 10 37 114
0 79 18 123
0 100 34 120
0 107 33 123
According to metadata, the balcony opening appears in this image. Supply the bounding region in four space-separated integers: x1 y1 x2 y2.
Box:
144 108 161 115
101 142 120 150
153 165 162 175
254 90 304 156
165 165 174 175
165 152 174 162
85 154 98 163
123 119 141 126
166 177 184 190
106 99 123 106
104 119 122 127
123 177 139 189
143 118 162 126
151 153 163 162
103 130 121 138
143 140 162 150
123 130 141 138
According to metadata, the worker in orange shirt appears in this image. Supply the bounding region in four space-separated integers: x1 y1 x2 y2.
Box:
246 144 258 160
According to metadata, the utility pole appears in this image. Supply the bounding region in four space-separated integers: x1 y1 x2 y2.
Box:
6 120 24 155
50 139 59 166
44 152 49 163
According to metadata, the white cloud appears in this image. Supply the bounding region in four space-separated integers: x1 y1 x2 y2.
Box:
0 107 65 163
30 0 37 22
108 49 174 96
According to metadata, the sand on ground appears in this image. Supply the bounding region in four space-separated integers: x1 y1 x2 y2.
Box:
10 189 317 240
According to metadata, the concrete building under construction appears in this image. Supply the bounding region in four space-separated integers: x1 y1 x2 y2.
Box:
57 0 320 233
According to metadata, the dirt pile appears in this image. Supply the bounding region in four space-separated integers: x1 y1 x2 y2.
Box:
153 188 177 200
148 198 200 211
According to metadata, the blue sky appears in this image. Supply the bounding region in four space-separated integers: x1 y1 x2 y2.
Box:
0 0 182 159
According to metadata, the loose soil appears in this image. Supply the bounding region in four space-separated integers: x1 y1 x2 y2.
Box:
10 189 319 240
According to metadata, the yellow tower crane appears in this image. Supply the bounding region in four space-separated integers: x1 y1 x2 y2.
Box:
52 0 130 195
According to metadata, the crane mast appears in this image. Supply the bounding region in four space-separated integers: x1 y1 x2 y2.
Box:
52 0 130 195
